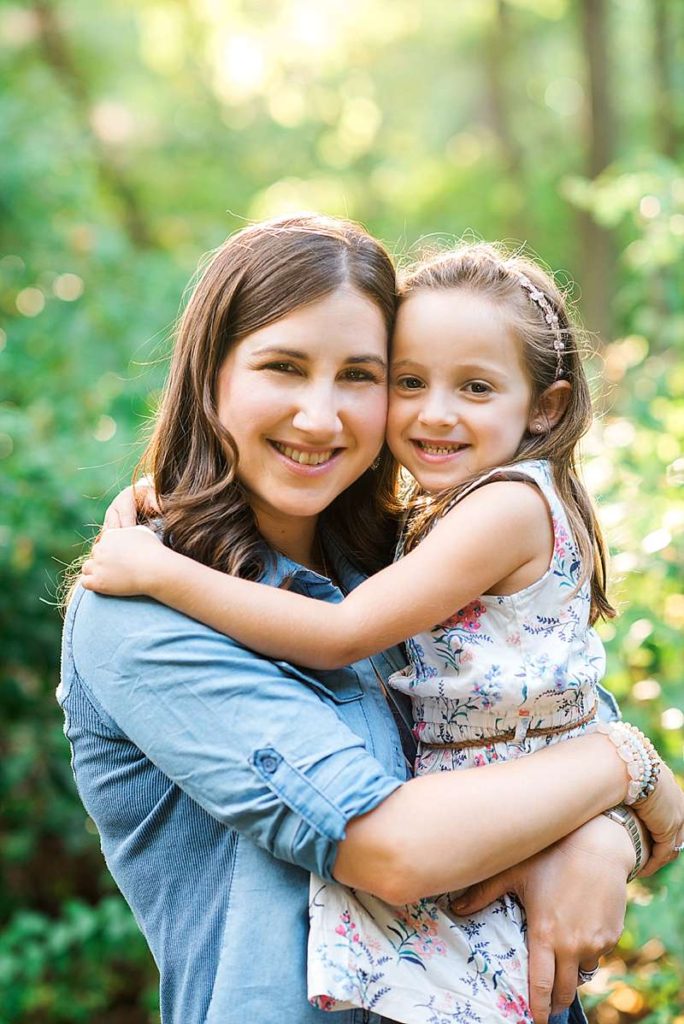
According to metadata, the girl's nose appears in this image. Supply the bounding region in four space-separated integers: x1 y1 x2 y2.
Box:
417 394 458 428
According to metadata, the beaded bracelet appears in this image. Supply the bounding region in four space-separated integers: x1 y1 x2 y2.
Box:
595 721 662 805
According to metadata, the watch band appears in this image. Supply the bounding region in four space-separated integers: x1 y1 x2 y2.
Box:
603 805 647 883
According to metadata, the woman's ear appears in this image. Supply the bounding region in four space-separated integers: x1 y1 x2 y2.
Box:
528 380 572 433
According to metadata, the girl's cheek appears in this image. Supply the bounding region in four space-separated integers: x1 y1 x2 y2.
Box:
385 399 407 457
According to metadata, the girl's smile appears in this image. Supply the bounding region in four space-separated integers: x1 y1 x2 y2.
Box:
409 439 471 462
388 288 537 491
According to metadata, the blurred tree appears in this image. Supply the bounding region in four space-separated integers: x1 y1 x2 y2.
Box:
0 0 682 1019
578 0 617 341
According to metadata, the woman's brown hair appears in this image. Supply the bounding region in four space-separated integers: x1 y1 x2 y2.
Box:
138 214 399 579
398 241 615 623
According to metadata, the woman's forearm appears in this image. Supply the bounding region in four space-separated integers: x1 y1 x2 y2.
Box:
334 731 628 903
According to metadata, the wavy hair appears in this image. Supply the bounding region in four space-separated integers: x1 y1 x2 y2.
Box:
397 241 615 623
136 214 399 579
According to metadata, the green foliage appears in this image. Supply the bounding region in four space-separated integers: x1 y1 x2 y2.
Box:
1 0 682 1019
0 899 158 1023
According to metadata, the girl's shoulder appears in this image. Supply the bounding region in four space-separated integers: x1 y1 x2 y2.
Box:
451 458 556 508
443 459 570 543
399 460 559 557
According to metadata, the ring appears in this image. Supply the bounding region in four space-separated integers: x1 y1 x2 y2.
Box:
674 843 684 854
578 966 599 984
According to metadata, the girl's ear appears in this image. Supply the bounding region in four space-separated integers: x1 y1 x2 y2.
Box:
529 380 572 433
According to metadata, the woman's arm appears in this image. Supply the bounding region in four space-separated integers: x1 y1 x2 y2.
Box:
334 730 684 903
83 480 549 669
67 590 684 902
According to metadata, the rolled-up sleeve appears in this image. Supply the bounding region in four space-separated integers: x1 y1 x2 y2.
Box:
68 589 403 880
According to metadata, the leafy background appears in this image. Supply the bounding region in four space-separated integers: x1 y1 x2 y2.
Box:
1 0 682 1020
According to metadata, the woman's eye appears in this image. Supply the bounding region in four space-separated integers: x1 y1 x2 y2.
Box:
395 376 424 391
341 368 377 383
264 361 299 374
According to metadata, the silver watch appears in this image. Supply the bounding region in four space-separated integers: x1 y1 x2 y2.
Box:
603 805 647 882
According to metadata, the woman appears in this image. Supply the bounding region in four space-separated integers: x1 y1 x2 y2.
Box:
60 214 683 1024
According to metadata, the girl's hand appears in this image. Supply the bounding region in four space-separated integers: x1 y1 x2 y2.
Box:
103 479 160 530
631 761 684 875
81 526 166 597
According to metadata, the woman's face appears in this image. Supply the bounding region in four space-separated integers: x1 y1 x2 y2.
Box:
216 286 388 550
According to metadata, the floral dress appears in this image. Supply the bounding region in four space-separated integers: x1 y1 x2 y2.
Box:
307 460 605 1024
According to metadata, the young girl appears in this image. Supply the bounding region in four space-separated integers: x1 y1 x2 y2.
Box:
82 242 650 1024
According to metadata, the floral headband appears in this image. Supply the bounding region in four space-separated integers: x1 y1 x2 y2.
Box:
514 271 566 379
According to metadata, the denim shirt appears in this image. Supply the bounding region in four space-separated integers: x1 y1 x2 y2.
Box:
58 538 409 1024
59 536 615 1024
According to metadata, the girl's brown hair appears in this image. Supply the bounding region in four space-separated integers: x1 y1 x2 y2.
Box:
137 214 398 579
398 241 614 623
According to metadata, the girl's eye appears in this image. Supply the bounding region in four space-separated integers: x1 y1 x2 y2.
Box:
395 375 424 391
464 381 492 395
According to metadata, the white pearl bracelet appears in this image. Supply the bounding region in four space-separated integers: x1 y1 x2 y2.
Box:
595 721 661 805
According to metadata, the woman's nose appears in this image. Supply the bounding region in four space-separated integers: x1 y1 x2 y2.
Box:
292 385 343 436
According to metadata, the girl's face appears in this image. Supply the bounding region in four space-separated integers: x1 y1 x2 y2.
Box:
216 286 388 550
387 288 536 492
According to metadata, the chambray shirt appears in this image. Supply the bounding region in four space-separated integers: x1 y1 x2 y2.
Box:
58 538 410 1024
59 535 607 1024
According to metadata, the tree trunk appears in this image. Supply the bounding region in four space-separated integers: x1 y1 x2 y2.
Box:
33 0 156 249
653 0 680 158
578 0 616 342
484 0 525 241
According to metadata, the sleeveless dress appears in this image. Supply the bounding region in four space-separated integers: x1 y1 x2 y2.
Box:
307 460 606 1024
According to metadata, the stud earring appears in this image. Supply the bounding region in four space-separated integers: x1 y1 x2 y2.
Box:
534 423 544 433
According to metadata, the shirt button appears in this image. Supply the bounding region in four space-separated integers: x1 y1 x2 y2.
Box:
260 754 279 774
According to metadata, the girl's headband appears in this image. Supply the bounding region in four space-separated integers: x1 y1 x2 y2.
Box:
514 271 566 379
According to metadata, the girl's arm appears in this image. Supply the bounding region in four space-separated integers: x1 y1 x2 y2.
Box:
83 480 551 669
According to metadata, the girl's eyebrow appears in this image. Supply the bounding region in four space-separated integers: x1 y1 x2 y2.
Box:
391 357 424 371
252 346 386 369
392 357 506 377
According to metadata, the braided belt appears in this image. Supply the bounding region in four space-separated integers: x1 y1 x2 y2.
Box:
419 700 598 751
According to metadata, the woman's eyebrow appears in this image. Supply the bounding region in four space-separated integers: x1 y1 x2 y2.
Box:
346 355 387 369
251 347 386 370
251 346 309 359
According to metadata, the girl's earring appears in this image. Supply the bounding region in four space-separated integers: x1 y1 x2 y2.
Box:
534 423 544 433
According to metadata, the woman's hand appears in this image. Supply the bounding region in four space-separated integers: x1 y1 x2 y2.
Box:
103 480 160 530
632 761 684 875
451 814 634 1024
81 526 167 597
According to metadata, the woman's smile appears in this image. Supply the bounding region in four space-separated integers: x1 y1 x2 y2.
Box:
269 440 344 472
216 286 388 552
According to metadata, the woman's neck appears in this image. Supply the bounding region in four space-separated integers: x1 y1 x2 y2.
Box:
255 508 320 571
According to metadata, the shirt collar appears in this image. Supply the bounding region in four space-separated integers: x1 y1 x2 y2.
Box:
258 528 366 597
